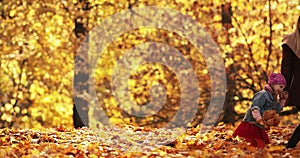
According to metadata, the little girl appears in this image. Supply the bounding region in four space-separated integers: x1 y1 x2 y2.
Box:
233 72 287 148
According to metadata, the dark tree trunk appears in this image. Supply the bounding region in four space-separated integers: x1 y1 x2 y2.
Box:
73 0 90 128
73 23 89 128
221 81 237 124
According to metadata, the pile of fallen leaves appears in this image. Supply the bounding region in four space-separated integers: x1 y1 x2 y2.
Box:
0 123 300 157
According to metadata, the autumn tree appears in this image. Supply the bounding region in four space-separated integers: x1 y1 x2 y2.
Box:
0 0 74 128
0 0 299 128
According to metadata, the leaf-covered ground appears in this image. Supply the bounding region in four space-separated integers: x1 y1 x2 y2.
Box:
0 123 299 158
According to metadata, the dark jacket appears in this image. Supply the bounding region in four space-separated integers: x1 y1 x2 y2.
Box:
281 44 300 109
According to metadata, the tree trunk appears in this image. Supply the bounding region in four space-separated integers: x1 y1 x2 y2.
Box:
73 0 90 128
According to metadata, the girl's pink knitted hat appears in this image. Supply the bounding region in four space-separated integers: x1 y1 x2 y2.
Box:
268 72 286 85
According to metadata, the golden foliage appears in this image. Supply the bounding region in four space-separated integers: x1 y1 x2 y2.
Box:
0 0 299 128
0 123 299 157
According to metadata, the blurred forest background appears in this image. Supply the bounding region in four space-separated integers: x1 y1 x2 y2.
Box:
0 0 300 129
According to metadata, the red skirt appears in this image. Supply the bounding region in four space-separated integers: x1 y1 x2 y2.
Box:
233 121 270 145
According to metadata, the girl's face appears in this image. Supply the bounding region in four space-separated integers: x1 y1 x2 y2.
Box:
272 84 286 95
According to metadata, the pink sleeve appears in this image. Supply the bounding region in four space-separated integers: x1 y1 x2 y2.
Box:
252 109 262 122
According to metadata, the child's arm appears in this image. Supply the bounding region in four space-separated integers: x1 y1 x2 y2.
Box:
250 92 266 122
279 91 288 108
251 108 262 122
252 107 270 129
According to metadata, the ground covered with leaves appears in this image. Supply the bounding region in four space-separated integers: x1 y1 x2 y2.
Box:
0 123 300 158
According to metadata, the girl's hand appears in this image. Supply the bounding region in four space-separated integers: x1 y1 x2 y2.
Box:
257 119 270 130
280 91 288 100
252 109 262 122
280 99 287 108
279 91 288 107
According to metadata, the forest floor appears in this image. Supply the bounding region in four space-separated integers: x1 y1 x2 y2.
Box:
1 114 300 158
